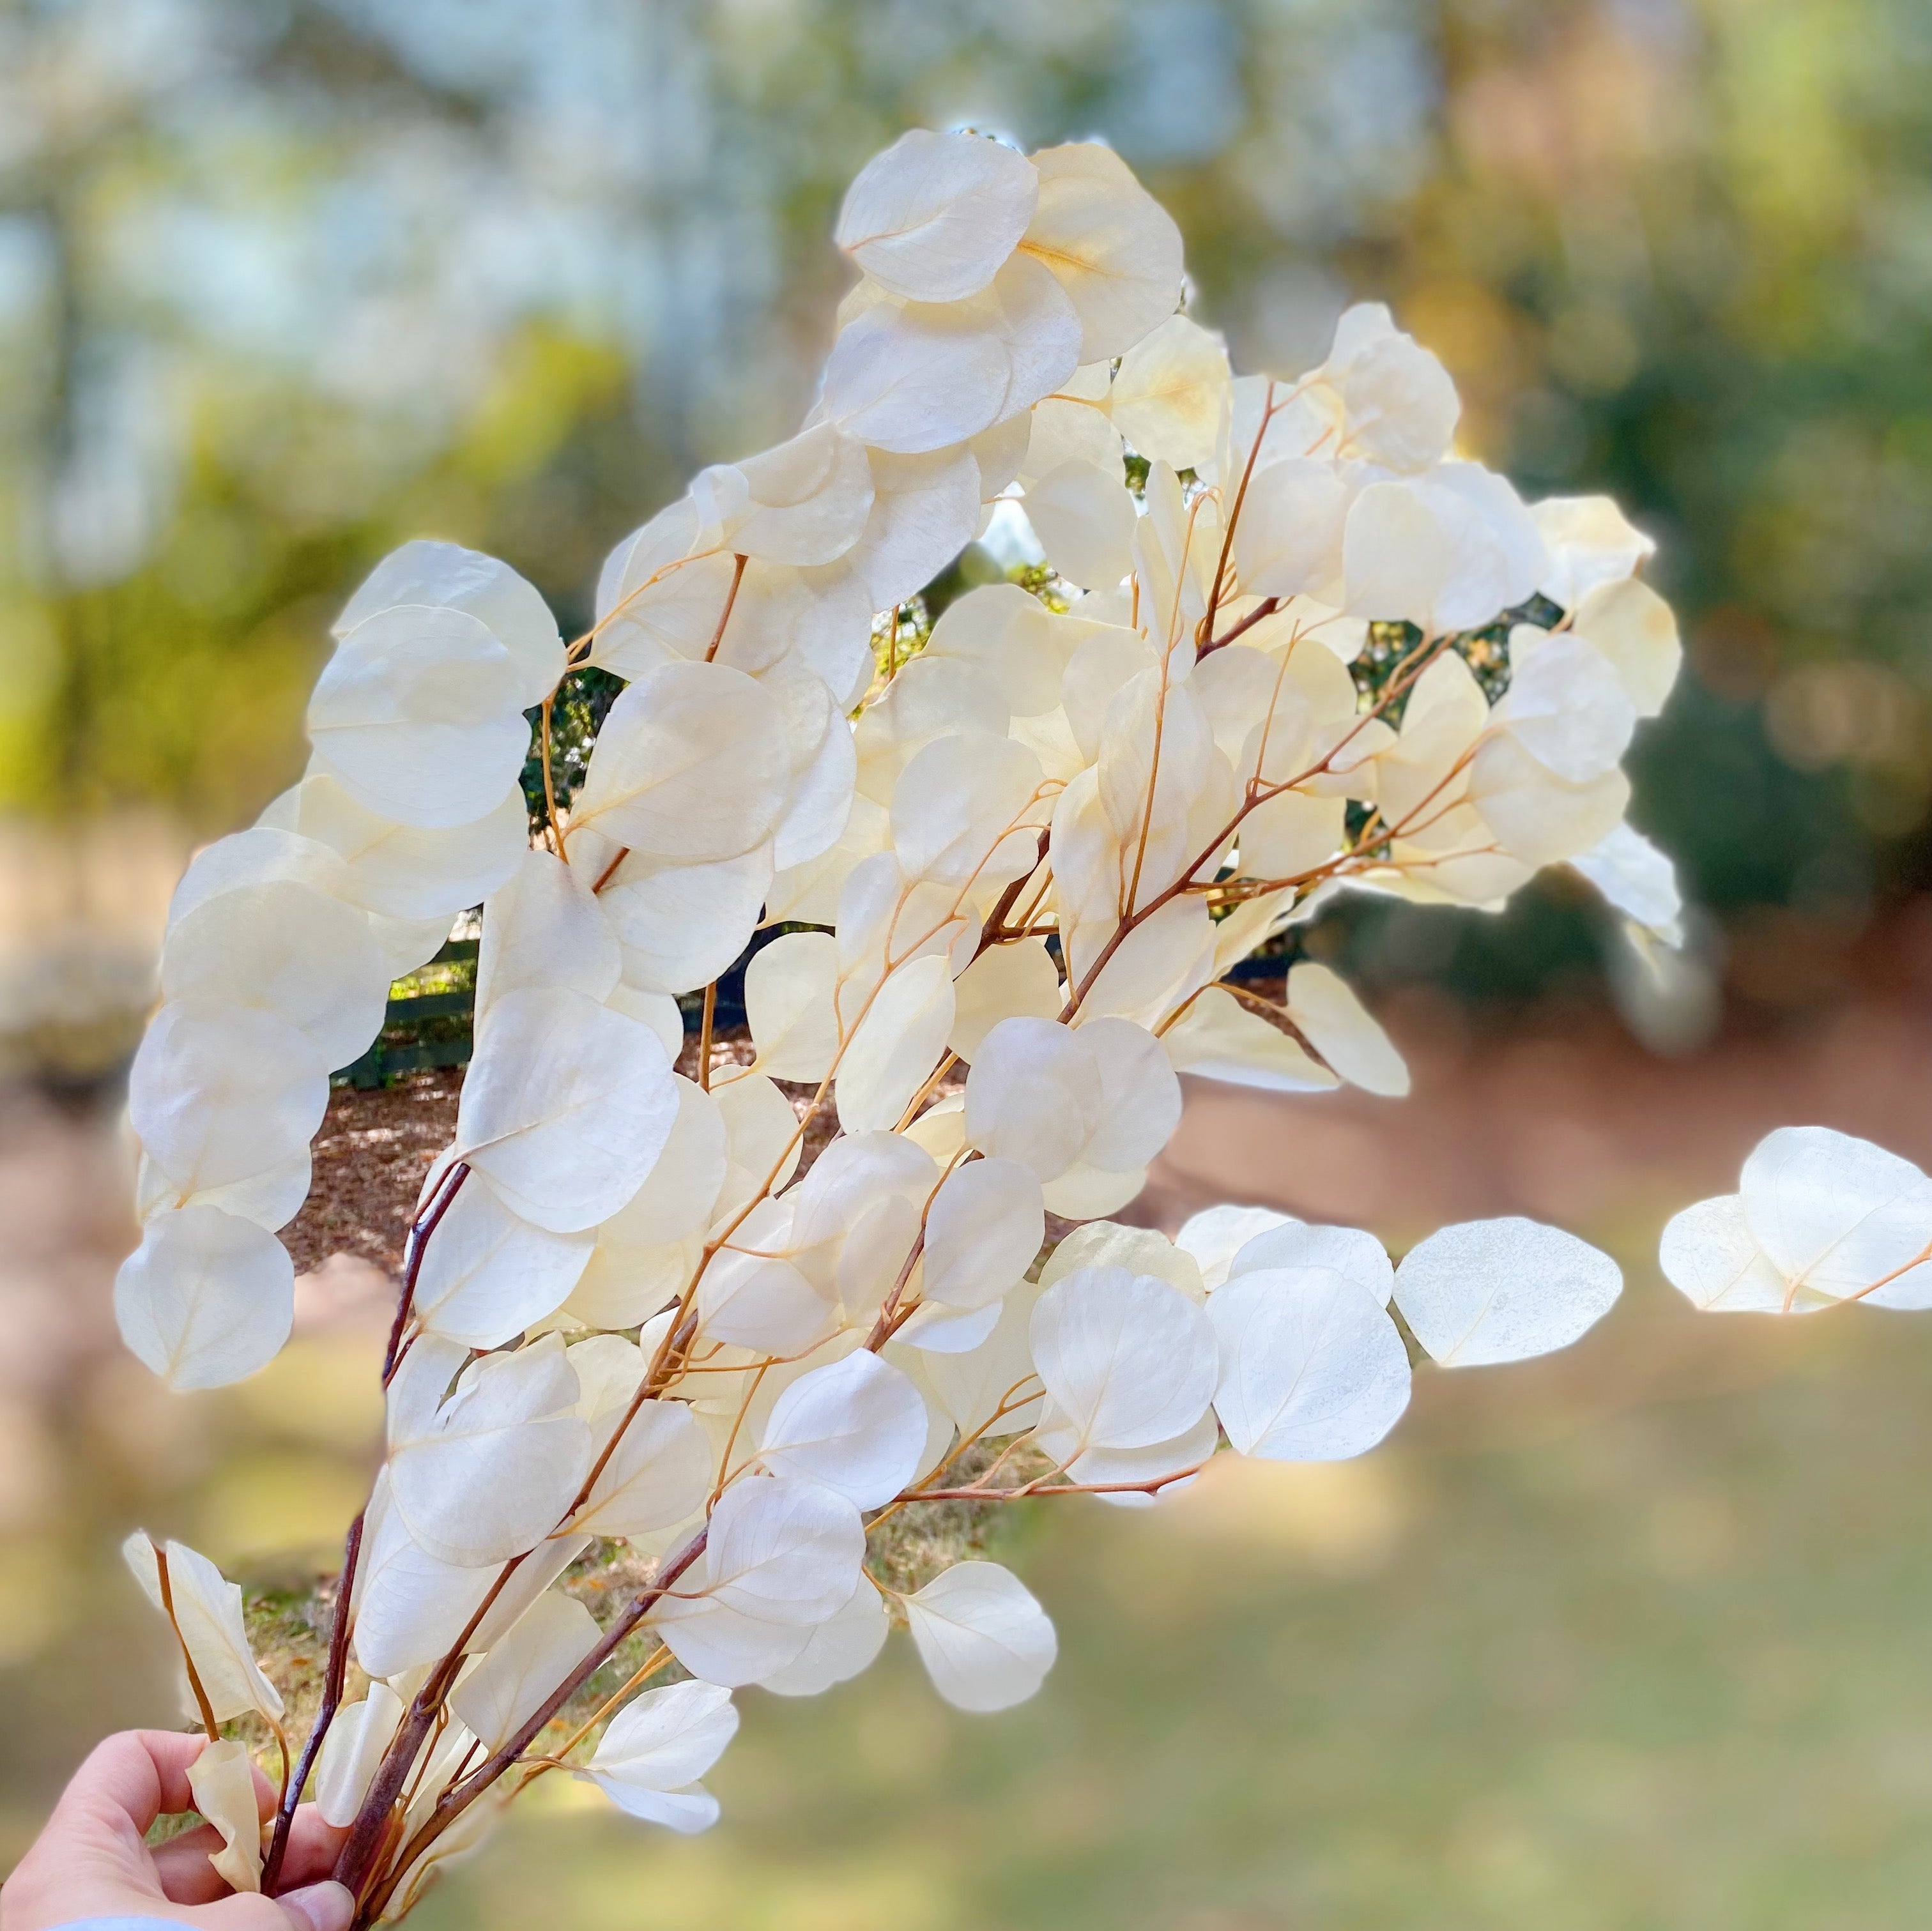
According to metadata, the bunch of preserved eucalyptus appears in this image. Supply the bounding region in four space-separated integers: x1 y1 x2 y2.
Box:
116 127 1733 1923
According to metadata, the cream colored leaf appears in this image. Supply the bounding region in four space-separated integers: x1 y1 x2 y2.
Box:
1079 1016 1183 1172
585 1680 739 1831
1529 495 1656 609
412 1180 595 1350
162 875 388 1071
335 538 565 710
387 1335 592 1566
1284 963 1409 1097
836 953 956 1135
314 1684 404 1828
474 848 621 1019
836 129 1038 303
839 442 985 608
699 422 876 567
286 771 530 920
1229 1218 1394 1306
1394 1217 1621 1366
711 1072 805 1219
1020 142 1183 362
1492 633 1636 783
1739 1126 1932 1308
187 1738 263 1893
855 655 1009 805
1040 1221 1202 1301
891 729 1045 889
744 931 842 1082
1030 1265 1218 1454
1571 576 1682 719
1024 458 1137 590
758 1351 930 1507
1232 457 1349 602
309 605 531 828
1659 1193 1813 1315
601 843 775 998
600 1076 729 1251
1161 986 1337 1094
651 1476 864 1686
1107 315 1231 472
573 661 791 864
963 1016 1101 1182
1569 823 1683 946
1176 1203 1296 1292
1209 1265 1409 1460
451 1589 601 1751
1038 1161 1146 1219
949 938 1062 1060
907 1561 1057 1712
571 1398 711 1539
128 1001 326 1207
923 581 1067 717
456 988 678 1233
1468 733 1630 869
760 1578 890 1697
923 1158 1045 1311
589 501 739 680
123 1532 285 1727
114 1207 294 1390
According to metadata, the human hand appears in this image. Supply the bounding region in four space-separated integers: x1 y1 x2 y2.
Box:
1 1730 351 1931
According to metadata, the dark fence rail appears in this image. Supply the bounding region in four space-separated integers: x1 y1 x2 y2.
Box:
335 939 480 1088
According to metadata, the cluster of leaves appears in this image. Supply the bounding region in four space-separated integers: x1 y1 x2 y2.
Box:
106 126 1733 1923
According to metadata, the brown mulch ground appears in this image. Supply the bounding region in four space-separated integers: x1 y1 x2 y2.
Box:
284 1069 462 1275
283 1025 860 1280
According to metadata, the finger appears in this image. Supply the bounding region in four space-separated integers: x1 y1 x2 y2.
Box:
150 1822 235 1904
277 1880 356 1931
190 1881 355 1931
56 1727 210 1837
273 1804 353 1888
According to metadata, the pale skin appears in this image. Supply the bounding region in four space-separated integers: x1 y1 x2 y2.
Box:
1 1730 350 1931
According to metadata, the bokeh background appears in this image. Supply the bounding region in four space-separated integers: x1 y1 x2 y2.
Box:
4 1 1932 1925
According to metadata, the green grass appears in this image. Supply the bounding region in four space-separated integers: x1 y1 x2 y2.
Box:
409 1273 1932 1931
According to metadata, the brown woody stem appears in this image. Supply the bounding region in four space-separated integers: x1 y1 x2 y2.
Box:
263 1509 364 1894
383 1163 470 1385
153 1545 220 1742
354 1530 710 1923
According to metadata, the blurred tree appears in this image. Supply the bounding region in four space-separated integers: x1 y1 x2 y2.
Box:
2 0 1926 999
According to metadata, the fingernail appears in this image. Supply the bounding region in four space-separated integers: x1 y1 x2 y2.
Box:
280 1878 356 1931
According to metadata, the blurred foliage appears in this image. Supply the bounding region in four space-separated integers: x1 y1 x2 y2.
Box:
3 0 1929 1002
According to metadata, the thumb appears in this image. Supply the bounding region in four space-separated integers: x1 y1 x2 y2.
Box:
274 1880 356 1931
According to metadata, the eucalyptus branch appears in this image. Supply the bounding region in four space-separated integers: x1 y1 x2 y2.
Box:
109 123 1702 1923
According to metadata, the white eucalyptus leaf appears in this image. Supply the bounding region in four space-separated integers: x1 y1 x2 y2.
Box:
923 1158 1045 1311
758 1352 929 1507
309 605 531 828
836 129 1037 302
451 1589 601 1752
760 1579 890 1697
1393 1217 1621 1366
1209 1265 1410 1460
457 988 677 1233
123 1532 285 1726
585 1679 738 1831
388 1336 592 1567
1030 1265 1217 1455
114 1207 294 1390
906 1561 1057 1713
